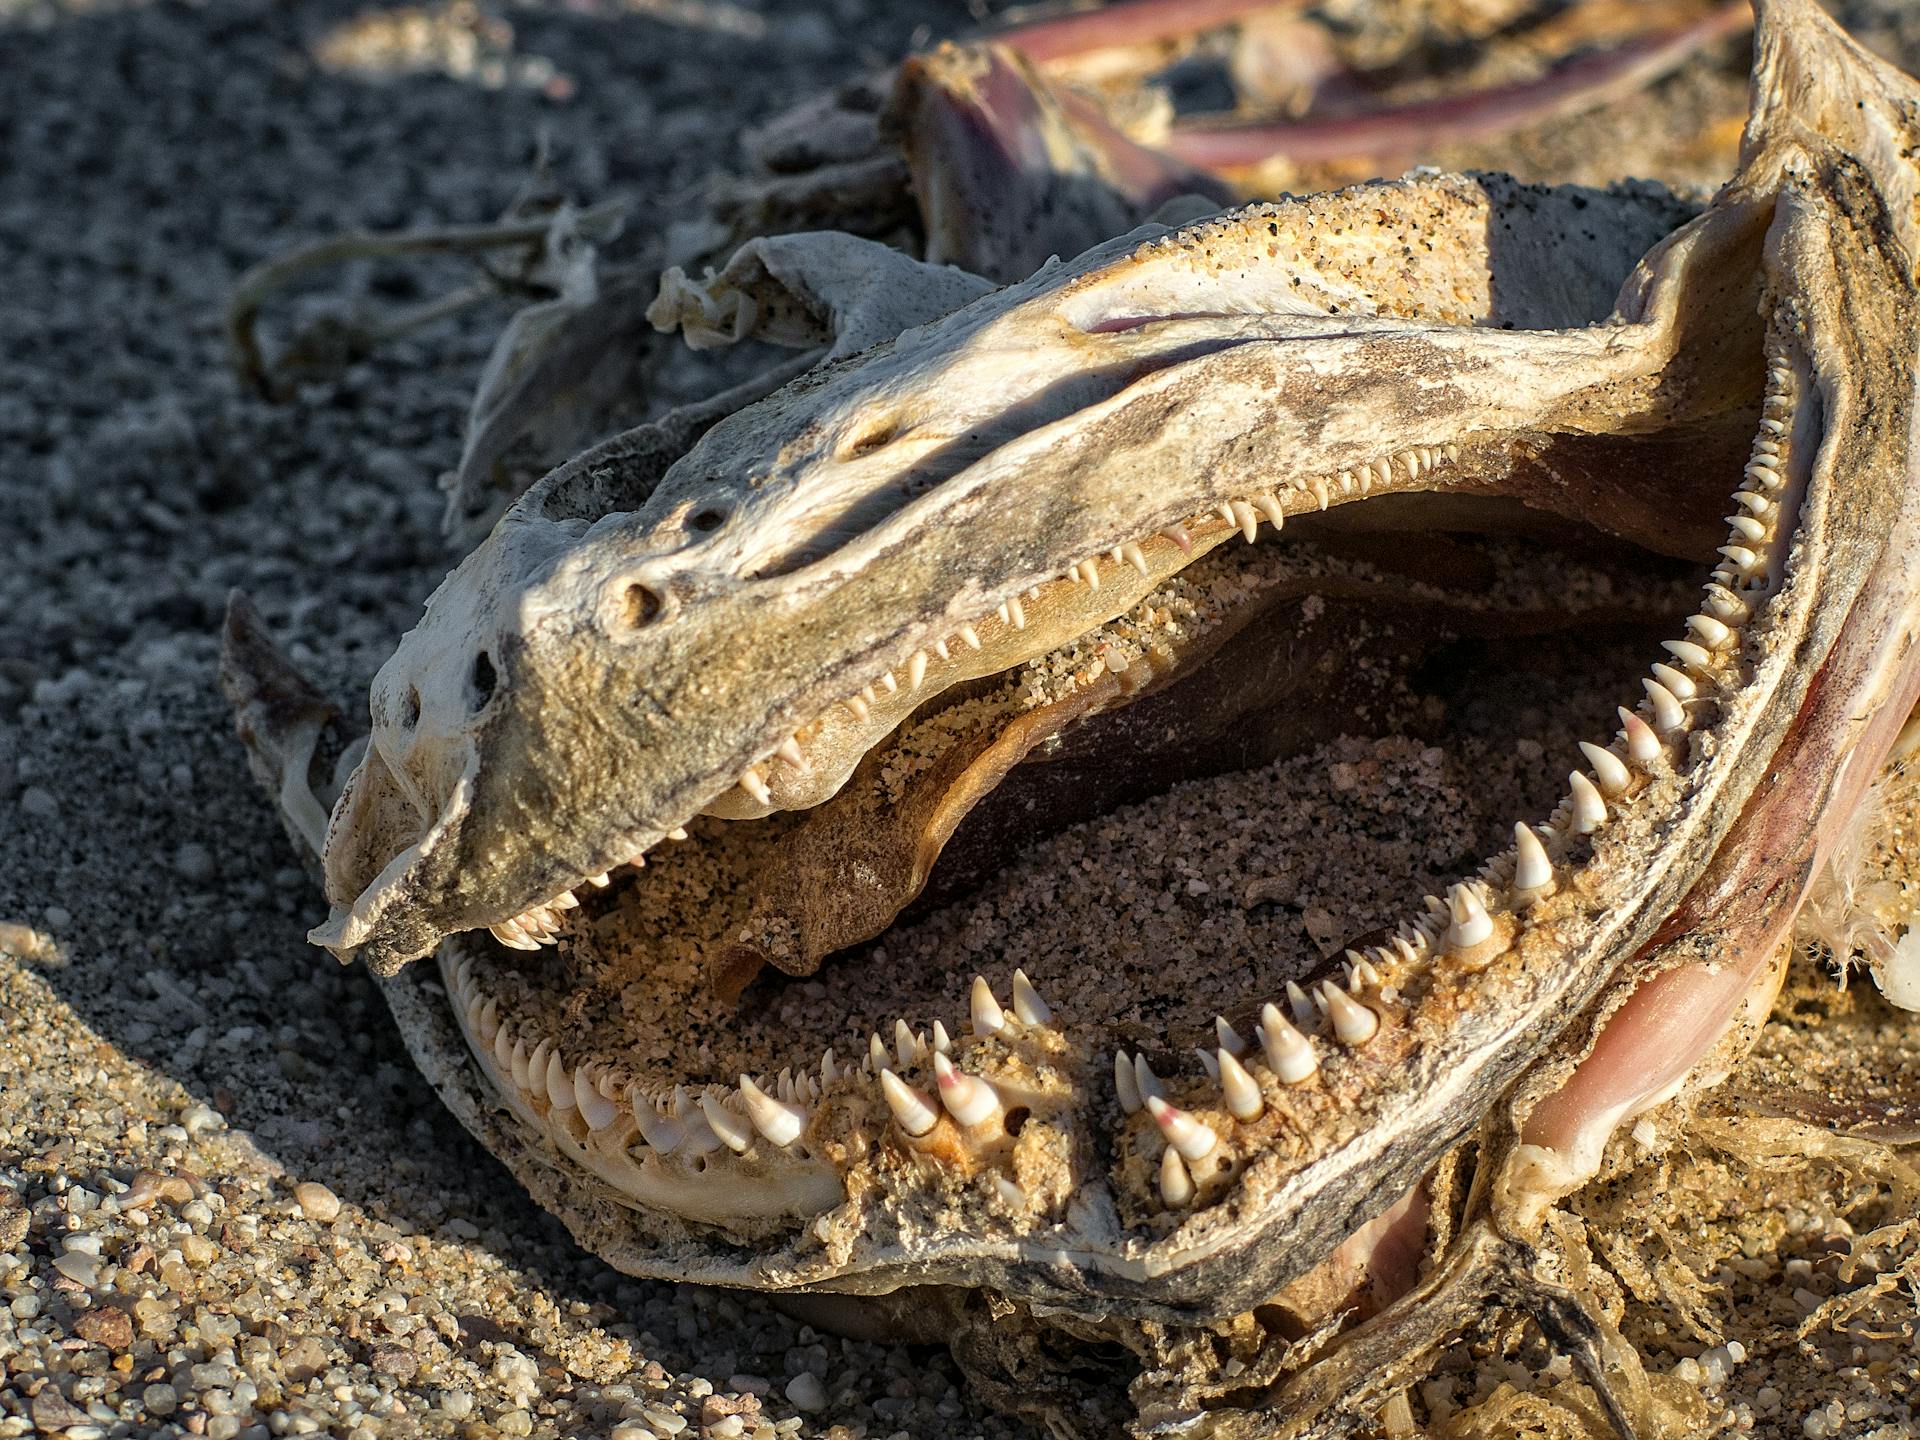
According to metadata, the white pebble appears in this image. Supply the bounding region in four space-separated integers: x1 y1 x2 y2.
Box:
784 1374 826 1413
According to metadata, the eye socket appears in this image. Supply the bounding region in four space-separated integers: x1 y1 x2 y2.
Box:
470 651 497 710
618 583 663 629
689 506 728 533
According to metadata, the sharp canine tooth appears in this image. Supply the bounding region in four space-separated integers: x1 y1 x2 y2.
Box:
1214 1017 1246 1055
1732 490 1771 515
776 736 806 769
1619 709 1661 765
1007 597 1026 629
586 871 612 888
1643 678 1687 732
819 1049 839 1085
551 891 579 910
575 1069 618 1130
969 977 1005 1035
1195 1049 1220 1081
1322 983 1380 1046
1159 1146 1194 1208
1285 981 1314 1027
1254 494 1285 529
1662 639 1714 672
490 921 540 951
1580 741 1631 797
1230 499 1259 541
1121 542 1149 574
510 1038 531 1091
879 1070 938 1136
1258 1003 1318 1083
632 1098 683 1153
1115 1051 1142 1114
1011 970 1052 1025
1145 1095 1217 1161
1568 771 1608 833
1216 502 1236 530
1133 1054 1165 1105
739 1076 807 1147
845 694 871 721
699 1093 752 1153
959 625 982 650
1163 525 1194 553
1511 823 1555 899
545 1050 575 1110
1728 514 1767 543
934 638 950 661
933 1053 999 1126
1444 884 1494 950
931 1020 952 1054
1687 613 1734 649
739 767 772 805
491 1023 515 1073
1651 662 1698 701
1718 543 1760 572
1216 1049 1263 1120
894 1019 919 1069
907 650 929 689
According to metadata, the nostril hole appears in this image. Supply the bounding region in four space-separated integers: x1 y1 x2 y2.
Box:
841 420 901 459
689 506 728 533
619 584 663 629
470 651 497 710
401 686 421 729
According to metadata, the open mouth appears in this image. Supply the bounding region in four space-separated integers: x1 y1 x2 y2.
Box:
215 0 1920 1374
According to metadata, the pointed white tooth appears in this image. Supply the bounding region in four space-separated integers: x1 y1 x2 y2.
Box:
1568 771 1608 833
1121 541 1149 575
969 976 1005 1036
1727 514 1767 543
1011 970 1051 1025
878 670 898 695
1687 613 1734 650
1195 1048 1220 1082
819 1048 839 1086
1719 544 1759 572
1286 980 1315 1027
868 1033 889 1071
907 650 929 690
1214 1016 1246 1056
672 1087 724 1155
699 1093 752 1153
1663 639 1713 671
491 1023 515 1074
1216 1049 1263 1121
478 996 501 1043
934 638 950 661
1133 1054 1165 1105
586 871 612 888
1619 709 1661 765
1254 493 1285 529
1159 1146 1194 1208
844 693 871 721
879 1070 938 1136
1216 502 1237 530
544 1050 576 1111
1229 500 1259 542
1370 457 1393 489
933 1053 999 1127
894 1019 918 1070
1115 1051 1142 1114
1444 884 1494 951
490 920 540 951
931 1020 952 1055
551 891 580 910
959 624 982 650
574 1069 618 1130
1704 585 1749 623
1163 524 1194 553
860 685 878 707
632 1097 683 1153
776 736 806 770
996 602 1011 625
1145 1095 1217 1161
994 1176 1027 1208
739 766 772 805
1007 596 1026 629
509 1038 532 1091
1579 741 1632 797
1322 983 1380 1047
1511 823 1555 900
1079 559 1100 591
1650 662 1698 702
739 1075 807 1148
1258 1003 1319 1084
1731 490 1771 516
1643 678 1687 733
1308 477 1331 510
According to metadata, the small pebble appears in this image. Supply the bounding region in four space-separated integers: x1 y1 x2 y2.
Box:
292 1182 341 1223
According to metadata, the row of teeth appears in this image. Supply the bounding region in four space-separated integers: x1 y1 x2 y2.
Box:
488 828 692 949
707 444 1465 815
445 957 1061 1175
1133 369 1800 1211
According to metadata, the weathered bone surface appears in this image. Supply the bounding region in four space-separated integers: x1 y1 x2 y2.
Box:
225 1 1920 1433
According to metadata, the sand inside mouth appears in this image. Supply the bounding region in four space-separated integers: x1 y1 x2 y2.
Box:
456 516 1700 1091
